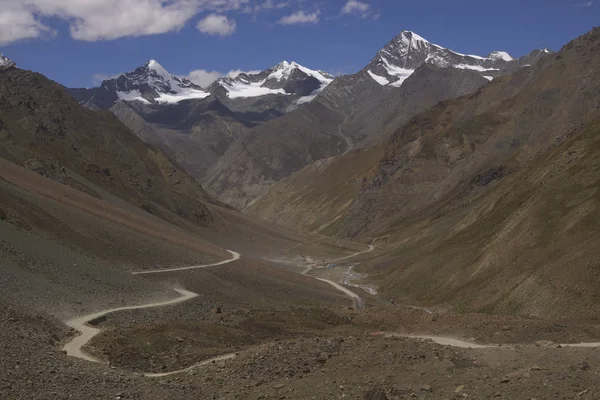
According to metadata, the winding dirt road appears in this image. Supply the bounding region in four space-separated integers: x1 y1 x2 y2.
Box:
143 353 237 378
62 288 200 362
302 245 375 309
380 333 600 350
63 249 241 369
132 250 240 275
62 240 600 381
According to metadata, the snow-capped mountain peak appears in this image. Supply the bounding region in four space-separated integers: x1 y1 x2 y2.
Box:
393 30 435 50
146 59 168 75
0 53 16 70
270 60 300 81
365 30 537 88
99 59 209 105
210 61 333 102
488 51 514 62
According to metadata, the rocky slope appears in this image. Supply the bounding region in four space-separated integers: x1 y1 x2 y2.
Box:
0 66 215 226
109 97 250 179
205 31 550 209
250 27 600 316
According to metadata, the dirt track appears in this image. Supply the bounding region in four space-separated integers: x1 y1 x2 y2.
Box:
302 244 375 309
62 288 200 362
131 250 240 274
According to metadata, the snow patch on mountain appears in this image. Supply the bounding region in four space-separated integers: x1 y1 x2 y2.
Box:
488 51 514 62
447 50 487 60
380 58 414 86
454 64 501 72
117 90 150 104
295 91 320 105
216 61 333 101
0 53 16 70
225 82 288 99
367 70 390 85
156 90 210 103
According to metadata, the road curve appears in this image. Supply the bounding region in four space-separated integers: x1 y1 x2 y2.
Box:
302 244 375 309
316 277 364 309
132 250 240 275
382 333 493 349
381 332 600 349
62 288 200 362
64 250 241 368
329 245 375 262
144 353 237 378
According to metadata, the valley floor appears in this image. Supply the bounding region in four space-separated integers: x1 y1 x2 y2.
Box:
2 155 600 399
5 241 600 399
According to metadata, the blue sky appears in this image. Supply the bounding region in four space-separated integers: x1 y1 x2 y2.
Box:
0 0 598 88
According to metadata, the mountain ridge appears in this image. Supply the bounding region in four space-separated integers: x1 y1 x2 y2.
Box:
204 31 552 209
363 30 552 87
69 59 332 110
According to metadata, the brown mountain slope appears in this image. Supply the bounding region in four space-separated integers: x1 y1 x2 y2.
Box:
110 98 250 179
247 65 488 228
206 64 487 209
202 99 346 209
251 27 600 317
341 27 600 239
358 115 600 317
0 67 215 227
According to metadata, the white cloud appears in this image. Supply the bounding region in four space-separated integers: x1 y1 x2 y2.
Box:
184 69 224 86
0 3 55 45
183 68 262 87
197 14 237 36
574 1 594 6
255 0 292 11
0 0 251 44
341 0 371 18
277 10 320 25
92 72 122 85
341 0 369 14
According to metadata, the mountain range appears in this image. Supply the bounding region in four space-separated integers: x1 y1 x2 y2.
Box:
202 31 553 208
65 31 553 198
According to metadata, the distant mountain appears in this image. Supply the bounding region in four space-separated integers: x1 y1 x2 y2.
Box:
67 59 333 180
69 59 332 111
109 96 263 179
0 53 16 70
203 31 552 209
209 61 333 105
362 31 552 86
69 60 209 109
